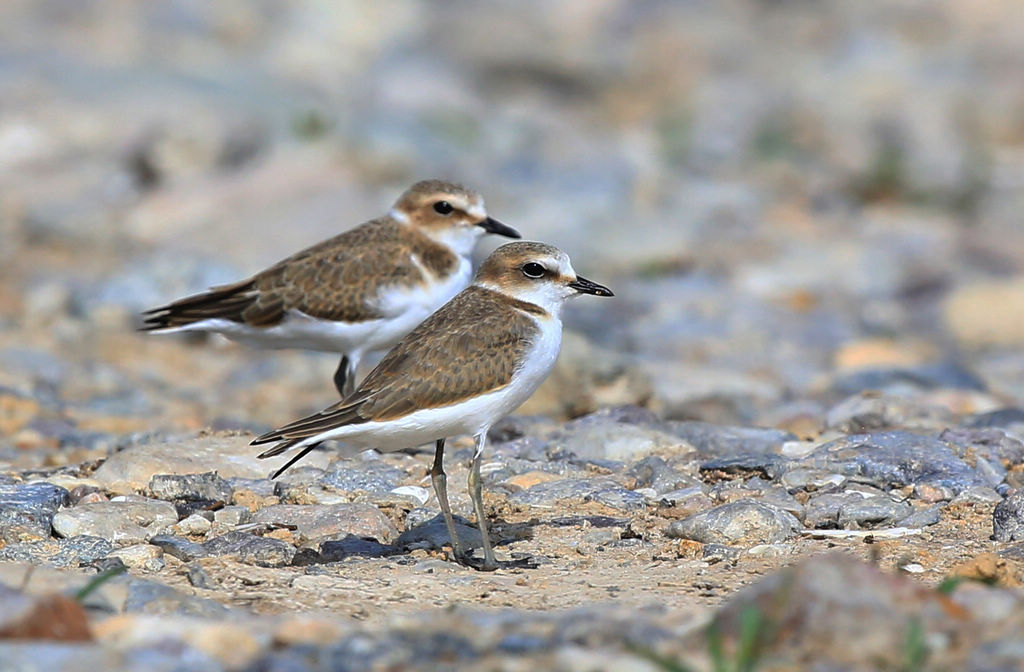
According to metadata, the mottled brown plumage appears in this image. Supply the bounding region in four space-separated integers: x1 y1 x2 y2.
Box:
142 218 459 329
254 285 541 449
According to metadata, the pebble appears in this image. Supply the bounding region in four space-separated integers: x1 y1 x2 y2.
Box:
824 393 953 433
788 431 985 494
91 433 333 495
664 421 795 458
123 580 232 618
509 478 646 512
828 362 987 395
0 535 113 568
173 513 213 536
149 535 208 562
389 485 430 506
319 535 394 561
200 531 297 568
107 544 165 571
666 501 800 545
250 503 397 545
545 423 687 462
396 513 482 551
993 489 1024 542
897 506 942 528
148 471 233 504
0 482 70 543
627 456 703 496
212 505 251 527
52 499 178 544
837 497 913 529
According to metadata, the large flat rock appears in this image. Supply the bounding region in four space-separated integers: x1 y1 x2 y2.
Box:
92 432 333 495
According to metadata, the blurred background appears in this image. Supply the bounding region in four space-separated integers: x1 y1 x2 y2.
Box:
2 0 1024 464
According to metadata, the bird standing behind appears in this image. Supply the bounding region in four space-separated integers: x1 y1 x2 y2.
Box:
252 241 613 570
141 180 521 397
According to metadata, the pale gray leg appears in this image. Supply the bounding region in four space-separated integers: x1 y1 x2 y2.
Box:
468 431 496 570
430 438 464 560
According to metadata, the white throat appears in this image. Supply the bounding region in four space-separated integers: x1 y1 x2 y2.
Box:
426 225 485 258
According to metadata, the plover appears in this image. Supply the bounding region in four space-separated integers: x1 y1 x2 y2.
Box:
141 180 520 397
252 241 613 569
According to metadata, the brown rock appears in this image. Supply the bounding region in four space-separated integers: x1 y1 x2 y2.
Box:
950 552 1022 588
0 395 41 436
833 337 937 371
503 471 563 491
0 586 92 641
945 277 1024 348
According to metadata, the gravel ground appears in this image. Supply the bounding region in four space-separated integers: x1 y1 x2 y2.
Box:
4 2 1024 670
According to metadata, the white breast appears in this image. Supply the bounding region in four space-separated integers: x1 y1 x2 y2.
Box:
299 311 563 452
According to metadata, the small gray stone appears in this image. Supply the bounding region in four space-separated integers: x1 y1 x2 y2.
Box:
667 501 800 545
665 421 796 458
628 456 703 496
897 506 942 528
965 407 1024 430
107 543 165 571
125 578 232 617
828 363 987 397
52 499 178 544
702 543 740 564
250 503 397 545
509 478 646 511
397 514 482 552
837 498 913 528
546 423 687 462
994 489 1024 542
940 427 1024 486
0 482 70 543
954 486 1003 504
780 468 846 492
149 534 209 561
0 644 120 671
213 505 251 527
319 535 394 560
0 535 113 568
824 394 953 433
173 513 212 536
149 471 233 504
758 486 806 520
201 531 296 567
787 431 986 494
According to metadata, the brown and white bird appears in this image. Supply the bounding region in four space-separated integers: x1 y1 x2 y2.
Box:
252 241 613 569
141 180 520 397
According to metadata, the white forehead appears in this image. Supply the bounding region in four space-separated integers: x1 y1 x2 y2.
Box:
465 194 486 220
543 249 575 278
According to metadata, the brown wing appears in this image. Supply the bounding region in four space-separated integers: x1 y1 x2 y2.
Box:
140 277 268 330
141 219 458 330
253 287 539 448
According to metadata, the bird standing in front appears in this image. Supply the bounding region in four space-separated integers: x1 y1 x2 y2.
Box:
141 180 520 397
252 241 613 570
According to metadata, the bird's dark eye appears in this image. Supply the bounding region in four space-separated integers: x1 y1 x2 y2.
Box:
522 262 546 279
433 201 454 215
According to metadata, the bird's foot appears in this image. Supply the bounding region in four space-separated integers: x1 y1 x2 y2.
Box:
454 552 540 571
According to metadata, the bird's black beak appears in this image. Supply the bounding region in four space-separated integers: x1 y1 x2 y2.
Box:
478 216 521 239
568 275 614 297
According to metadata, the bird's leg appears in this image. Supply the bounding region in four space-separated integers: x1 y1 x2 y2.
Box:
429 438 465 561
332 355 358 398
332 355 351 398
468 431 497 570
